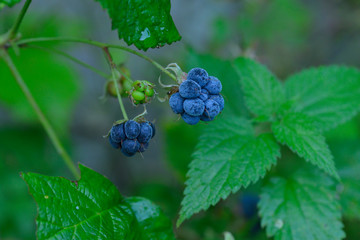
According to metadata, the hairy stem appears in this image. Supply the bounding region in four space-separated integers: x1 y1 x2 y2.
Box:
8 0 32 40
17 37 178 82
28 45 110 79
103 47 129 120
0 49 80 179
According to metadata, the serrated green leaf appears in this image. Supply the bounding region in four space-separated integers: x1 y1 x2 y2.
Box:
22 165 136 239
233 57 285 118
285 66 360 131
126 197 175 240
178 115 280 225
22 165 175 239
0 0 21 8
272 112 339 180
94 0 181 51
259 169 345 240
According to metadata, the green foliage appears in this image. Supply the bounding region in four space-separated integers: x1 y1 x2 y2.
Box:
178 115 280 225
22 165 174 239
234 57 285 118
285 66 360 131
0 0 21 9
0 127 64 240
164 122 203 181
94 0 181 51
126 197 175 240
272 112 339 179
259 169 345 240
238 0 310 47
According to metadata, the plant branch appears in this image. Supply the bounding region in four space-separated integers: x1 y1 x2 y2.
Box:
17 37 178 82
103 47 129 120
0 49 80 179
28 45 110 79
8 0 32 40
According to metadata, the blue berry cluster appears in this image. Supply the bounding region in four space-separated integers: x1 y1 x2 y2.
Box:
109 120 155 157
169 68 224 125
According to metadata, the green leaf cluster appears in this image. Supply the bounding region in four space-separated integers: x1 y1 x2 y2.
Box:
178 55 360 239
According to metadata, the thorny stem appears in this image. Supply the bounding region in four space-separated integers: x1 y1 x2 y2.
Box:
29 45 110 79
16 37 178 82
104 47 129 121
0 49 80 179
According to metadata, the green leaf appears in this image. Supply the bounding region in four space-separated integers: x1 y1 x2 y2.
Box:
178 115 280 225
186 50 248 116
285 66 360 131
22 165 175 239
258 169 345 240
126 197 175 240
0 0 21 9
233 57 285 118
272 112 339 180
94 0 181 51
22 165 136 239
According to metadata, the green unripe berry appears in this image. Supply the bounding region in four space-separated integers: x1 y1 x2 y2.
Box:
132 90 145 101
145 87 155 97
123 79 133 93
133 80 146 92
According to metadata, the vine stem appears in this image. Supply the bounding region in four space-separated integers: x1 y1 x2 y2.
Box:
17 37 178 82
103 47 129 121
8 0 32 40
28 45 110 79
0 49 80 179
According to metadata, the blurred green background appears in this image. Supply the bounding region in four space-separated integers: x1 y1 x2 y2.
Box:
1 0 360 239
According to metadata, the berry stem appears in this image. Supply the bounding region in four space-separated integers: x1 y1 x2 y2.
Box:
8 0 32 40
17 37 178 82
0 49 80 179
104 47 129 121
28 45 110 79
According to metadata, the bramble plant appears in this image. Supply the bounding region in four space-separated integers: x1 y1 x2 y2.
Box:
1 0 360 239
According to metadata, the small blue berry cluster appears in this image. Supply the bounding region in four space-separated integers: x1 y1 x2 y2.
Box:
109 120 155 157
169 68 224 125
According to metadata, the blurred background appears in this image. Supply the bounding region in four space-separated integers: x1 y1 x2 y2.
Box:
1 0 360 239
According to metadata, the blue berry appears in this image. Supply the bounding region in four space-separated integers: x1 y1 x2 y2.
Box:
169 92 184 114
138 122 153 143
203 99 220 118
199 91 209 102
124 120 140 139
240 194 259 219
139 142 149 152
183 98 205 116
209 94 224 111
181 113 200 125
200 114 214 122
110 124 126 143
149 122 156 138
187 68 209 87
109 135 121 149
122 139 141 155
201 89 209 95
179 80 201 99
204 76 222 94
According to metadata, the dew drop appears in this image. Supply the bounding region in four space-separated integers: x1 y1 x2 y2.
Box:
275 219 283 229
140 28 151 41
44 195 49 199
